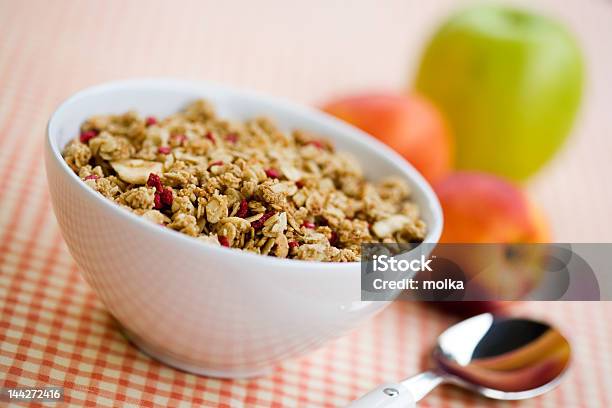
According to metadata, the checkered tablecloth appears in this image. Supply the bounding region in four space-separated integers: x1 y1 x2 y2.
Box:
1 0 611 407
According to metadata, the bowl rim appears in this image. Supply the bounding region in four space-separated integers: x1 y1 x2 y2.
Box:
46 78 443 271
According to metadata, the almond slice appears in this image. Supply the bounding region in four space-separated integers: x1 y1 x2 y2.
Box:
110 159 162 184
372 215 412 238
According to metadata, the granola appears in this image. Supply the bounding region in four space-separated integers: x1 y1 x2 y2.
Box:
62 100 426 262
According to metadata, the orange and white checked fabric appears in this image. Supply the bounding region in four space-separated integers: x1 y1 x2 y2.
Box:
1 0 611 407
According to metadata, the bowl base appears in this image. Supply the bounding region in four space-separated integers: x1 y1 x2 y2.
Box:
120 327 274 379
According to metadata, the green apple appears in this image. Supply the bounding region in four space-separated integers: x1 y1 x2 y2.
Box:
415 5 584 181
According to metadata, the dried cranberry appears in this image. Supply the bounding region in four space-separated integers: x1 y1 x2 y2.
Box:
145 116 157 126
295 180 305 189
288 241 300 249
147 173 163 191
84 174 100 181
302 221 316 229
236 199 249 218
218 236 230 247
251 211 275 230
160 188 173 206
157 146 171 154
172 134 187 145
265 168 280 179
329 231 339 246
205 132 216 144
153 193 163 210
79 130 98 143
225 133 238 144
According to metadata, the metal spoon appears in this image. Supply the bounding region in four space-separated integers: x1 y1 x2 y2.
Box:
348 313 570 407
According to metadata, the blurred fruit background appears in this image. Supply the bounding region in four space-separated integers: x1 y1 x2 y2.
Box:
322 3 591 248
318 3 596 315
312 1 608 244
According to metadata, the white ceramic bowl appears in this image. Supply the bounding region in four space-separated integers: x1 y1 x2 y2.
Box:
45 79 443 378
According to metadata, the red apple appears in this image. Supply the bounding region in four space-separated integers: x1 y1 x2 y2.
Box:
322 92 453 183
427 172 550 315
435 172 549 244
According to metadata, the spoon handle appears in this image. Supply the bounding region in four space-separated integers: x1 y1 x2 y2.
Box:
347 371 443 407
345 382 416 408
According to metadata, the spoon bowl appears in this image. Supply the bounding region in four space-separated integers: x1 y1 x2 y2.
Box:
434 313 570 399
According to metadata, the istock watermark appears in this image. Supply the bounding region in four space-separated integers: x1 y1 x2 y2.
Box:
370 254 466 291
372 254 433 272
361 243 612 302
